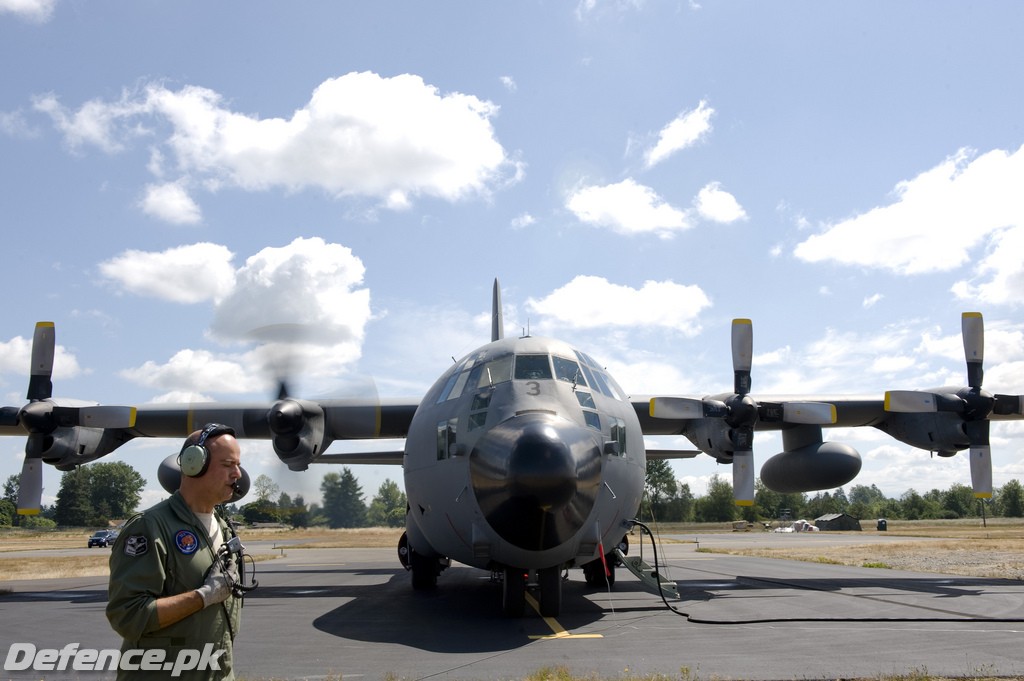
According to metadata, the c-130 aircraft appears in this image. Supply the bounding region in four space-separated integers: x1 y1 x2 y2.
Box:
2 280 1022 617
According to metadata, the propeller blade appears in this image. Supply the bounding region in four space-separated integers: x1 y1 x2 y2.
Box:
0 406 20 427
993 394 1024 416
969 445 993 499
649 397 705 420
27 322 55 401
732 449 755 506
732 319 752 395
17 456 43 515
962 312 984 390
885 390 938 412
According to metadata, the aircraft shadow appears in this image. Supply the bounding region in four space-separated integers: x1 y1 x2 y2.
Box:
301 566 611 653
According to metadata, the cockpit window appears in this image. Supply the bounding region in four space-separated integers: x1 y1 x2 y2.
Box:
552 356 587 386
572 349 625 401
435 354 513 403
514 354 553 380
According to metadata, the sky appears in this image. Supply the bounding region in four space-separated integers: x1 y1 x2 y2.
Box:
2 1 1023 512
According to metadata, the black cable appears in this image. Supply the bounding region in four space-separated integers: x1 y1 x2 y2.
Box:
625 519 1024 625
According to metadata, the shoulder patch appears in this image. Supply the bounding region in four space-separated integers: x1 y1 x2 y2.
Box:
124 535 148 557
175 529 200 555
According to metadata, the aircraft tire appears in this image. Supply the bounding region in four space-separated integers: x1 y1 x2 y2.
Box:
582 556 615 589
501 567 526 617
410 550 438 590
538 566 562 617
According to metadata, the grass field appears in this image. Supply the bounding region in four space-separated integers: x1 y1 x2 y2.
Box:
2 519 1022 582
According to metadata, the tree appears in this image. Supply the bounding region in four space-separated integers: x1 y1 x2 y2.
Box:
321 468 366 528
253 474 280 502
289 495 310 528
367 479 407 527
54 468 94 527
2 474 20 526
694 474 736 522
998 479 1024 517
642 459 679 520
0 498 14 527
941 484 976 519
89 462 146 520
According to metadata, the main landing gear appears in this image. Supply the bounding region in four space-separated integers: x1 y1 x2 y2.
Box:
499 565 564 617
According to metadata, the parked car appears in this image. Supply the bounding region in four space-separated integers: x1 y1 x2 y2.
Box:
88 530 118 548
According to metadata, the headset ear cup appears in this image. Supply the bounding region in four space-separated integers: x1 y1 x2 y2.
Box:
179 444 209 477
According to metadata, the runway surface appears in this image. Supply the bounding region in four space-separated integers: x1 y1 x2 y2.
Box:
2 532 1023 680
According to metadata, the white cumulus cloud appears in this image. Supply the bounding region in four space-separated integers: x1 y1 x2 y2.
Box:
98 243 236 304
140 182 202 224
644 100 714 168
566 178 691 237
526 275 711 335
694 181 746 223
33 72 517 220
0 0 56 22
794 145 1024 275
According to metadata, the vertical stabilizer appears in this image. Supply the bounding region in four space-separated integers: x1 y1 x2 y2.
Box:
491 279 504 342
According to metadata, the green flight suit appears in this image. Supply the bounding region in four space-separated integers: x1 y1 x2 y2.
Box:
106 492 243 680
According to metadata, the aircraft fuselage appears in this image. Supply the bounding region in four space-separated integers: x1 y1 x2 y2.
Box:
403 335 645 601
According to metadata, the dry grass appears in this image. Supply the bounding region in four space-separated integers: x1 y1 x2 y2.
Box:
4 520 1023 581
683 518 1024 580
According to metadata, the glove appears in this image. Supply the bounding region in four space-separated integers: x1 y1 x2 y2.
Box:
196 558 237 608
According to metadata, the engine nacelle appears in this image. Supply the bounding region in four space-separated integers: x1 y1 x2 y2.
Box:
760 442 862 493
875 412 967 456
40 427 110 470
158 454 251 503
267 398 327 471
685 420 738 463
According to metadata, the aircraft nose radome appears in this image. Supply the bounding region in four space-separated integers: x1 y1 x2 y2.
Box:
470 413 602 552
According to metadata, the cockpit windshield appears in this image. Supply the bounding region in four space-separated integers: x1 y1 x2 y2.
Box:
514 354 552 380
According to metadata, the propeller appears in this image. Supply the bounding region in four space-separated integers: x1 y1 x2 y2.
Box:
884 312 1024 499
7 322 136 514
651 319 836 506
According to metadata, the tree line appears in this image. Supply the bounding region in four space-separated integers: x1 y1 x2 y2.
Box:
643 459 1024 523
3 461 1022 529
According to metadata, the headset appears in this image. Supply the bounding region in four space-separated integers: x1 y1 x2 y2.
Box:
178 423 236 477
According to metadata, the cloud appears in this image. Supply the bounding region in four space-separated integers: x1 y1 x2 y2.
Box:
793 145 1024 275
644 100 714 168
33 72 517 219
951 225 1024 307
114 238 371 399
209 237 370 351
862 293 884 309
0 0 56 22
693 181 746 223
526 275 711 335
566 178 691 237
98 242 237 304
140 182 202 224
0 334 82 381
119 348 264 397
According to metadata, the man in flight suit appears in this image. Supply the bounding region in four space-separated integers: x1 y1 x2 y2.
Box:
107 424 245 680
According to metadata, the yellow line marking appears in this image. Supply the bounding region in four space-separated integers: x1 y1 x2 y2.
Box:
525 593 603 640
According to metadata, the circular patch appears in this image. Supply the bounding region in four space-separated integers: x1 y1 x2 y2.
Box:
175 529 200 554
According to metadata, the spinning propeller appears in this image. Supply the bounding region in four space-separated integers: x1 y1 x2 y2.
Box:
651 319 836 505
0 322 136 514
884 312 1023 499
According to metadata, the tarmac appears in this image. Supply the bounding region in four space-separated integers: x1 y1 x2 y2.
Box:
2 531 1023 680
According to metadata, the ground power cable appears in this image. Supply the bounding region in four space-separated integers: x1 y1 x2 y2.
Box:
627 519 1024 626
